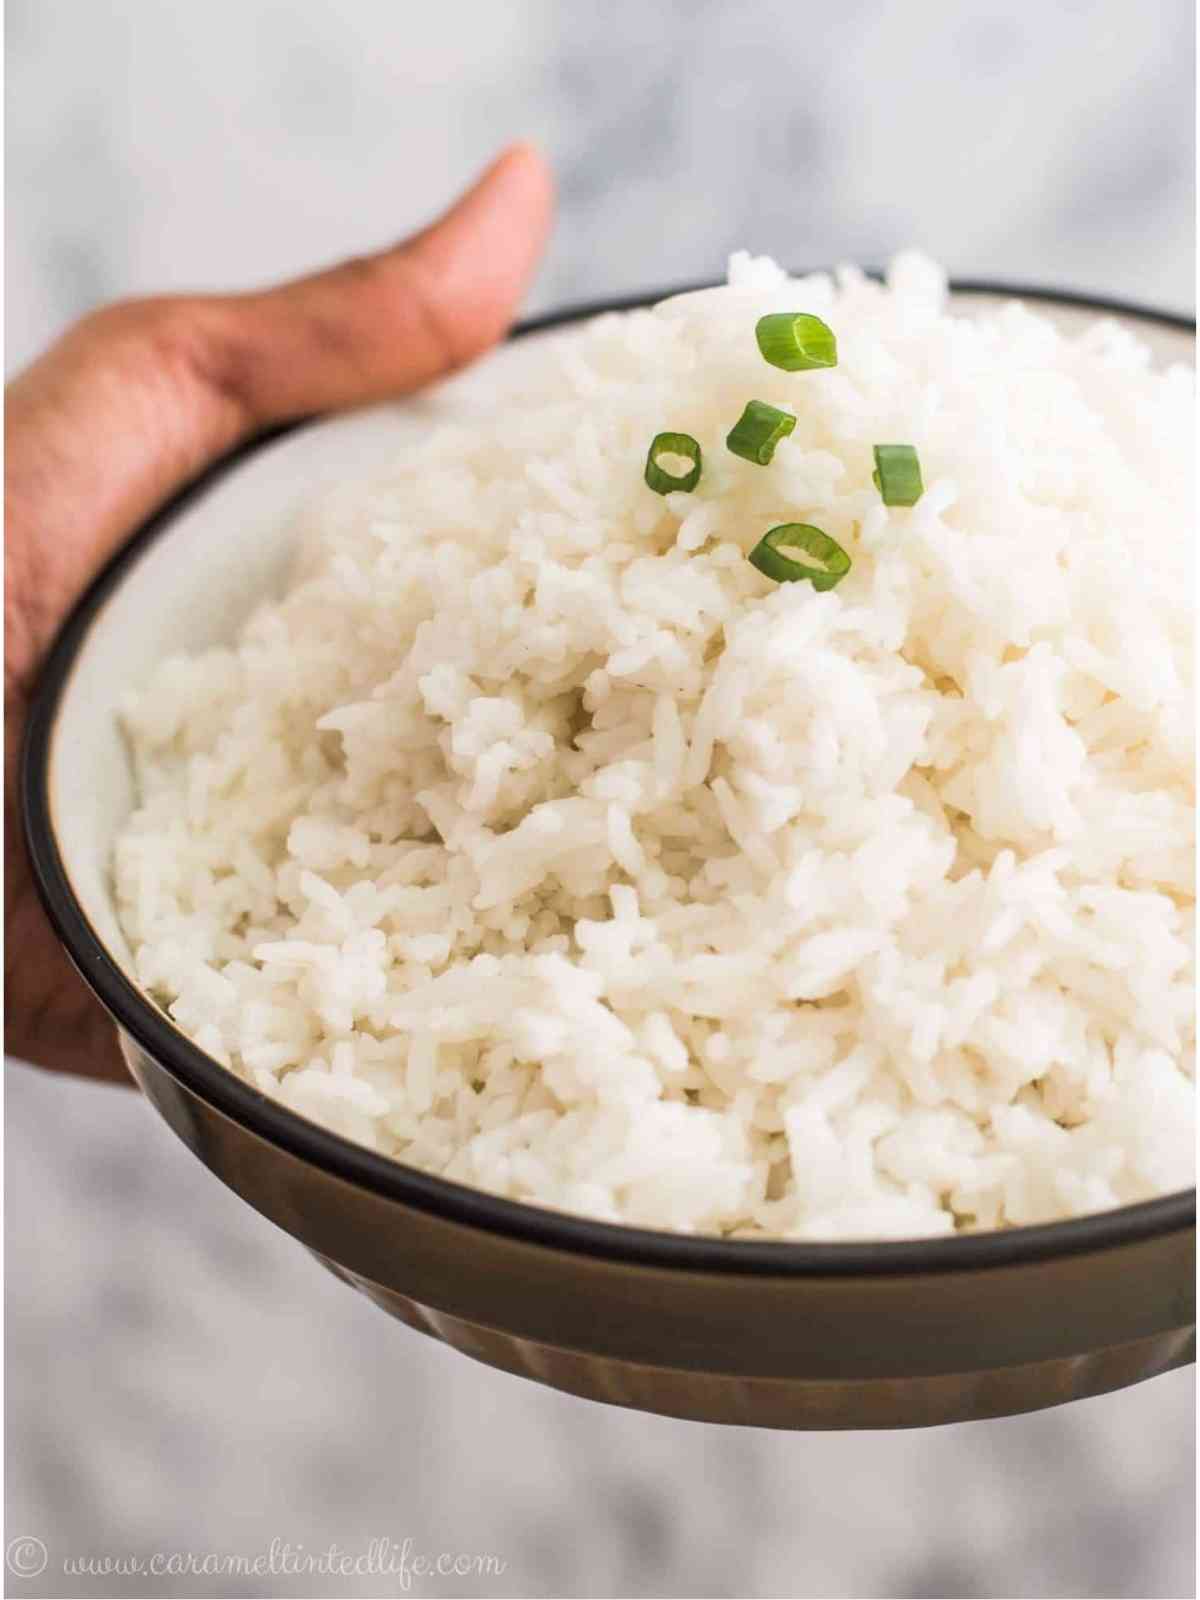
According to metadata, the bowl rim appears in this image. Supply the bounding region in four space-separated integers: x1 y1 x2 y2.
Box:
21 277 1196 1279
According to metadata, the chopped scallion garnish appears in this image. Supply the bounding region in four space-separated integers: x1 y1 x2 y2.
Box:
872 444 924 506
755 313 838 372
726 400 796 465
644 432 702 494
748 523 850 591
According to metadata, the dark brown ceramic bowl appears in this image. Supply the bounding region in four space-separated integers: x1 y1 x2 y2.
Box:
21 283 1196 1429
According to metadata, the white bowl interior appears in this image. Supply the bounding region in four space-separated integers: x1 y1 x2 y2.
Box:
46 295 1192 979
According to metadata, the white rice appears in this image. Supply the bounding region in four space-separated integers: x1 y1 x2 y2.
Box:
114 253 1195 1239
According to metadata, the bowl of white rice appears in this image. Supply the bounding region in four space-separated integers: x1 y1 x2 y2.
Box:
23 257 1195 1428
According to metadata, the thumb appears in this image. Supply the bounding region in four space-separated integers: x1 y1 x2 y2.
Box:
5 143 553 686
204 141 556 424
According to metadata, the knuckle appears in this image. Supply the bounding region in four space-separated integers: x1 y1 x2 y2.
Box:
75 295 189 349
332 252 385 290
390 254 471 371
81 295 256 434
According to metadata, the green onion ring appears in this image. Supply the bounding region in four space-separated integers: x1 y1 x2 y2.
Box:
726 400 797 465
755 313 838 372
644 432 702 494
872 443 924 506
748 523 851 591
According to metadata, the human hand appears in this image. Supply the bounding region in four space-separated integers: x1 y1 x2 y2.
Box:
4 144 554 1082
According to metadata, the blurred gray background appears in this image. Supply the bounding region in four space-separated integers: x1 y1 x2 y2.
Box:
5 2 1195 1596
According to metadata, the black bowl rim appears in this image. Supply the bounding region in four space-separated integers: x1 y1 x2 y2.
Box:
21 277 1196 1279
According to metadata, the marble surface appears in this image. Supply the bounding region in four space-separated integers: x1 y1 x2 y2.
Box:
6 2 1194 1596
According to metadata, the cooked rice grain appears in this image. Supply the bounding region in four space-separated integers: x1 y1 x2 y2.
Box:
115 254 1195 1238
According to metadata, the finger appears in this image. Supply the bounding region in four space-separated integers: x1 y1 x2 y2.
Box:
3 853 130 1084
5 143 554 686
224 140 555 424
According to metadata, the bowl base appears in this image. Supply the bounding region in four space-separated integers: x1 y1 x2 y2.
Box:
314 1253 1195 1430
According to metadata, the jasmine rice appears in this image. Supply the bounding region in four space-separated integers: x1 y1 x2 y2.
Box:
114 254 1195 1238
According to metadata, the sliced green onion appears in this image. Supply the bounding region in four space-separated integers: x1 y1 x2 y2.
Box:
872 443 924 506
755 313 838 371
644 431 702 494
726 400 796 465
748 523 850 591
